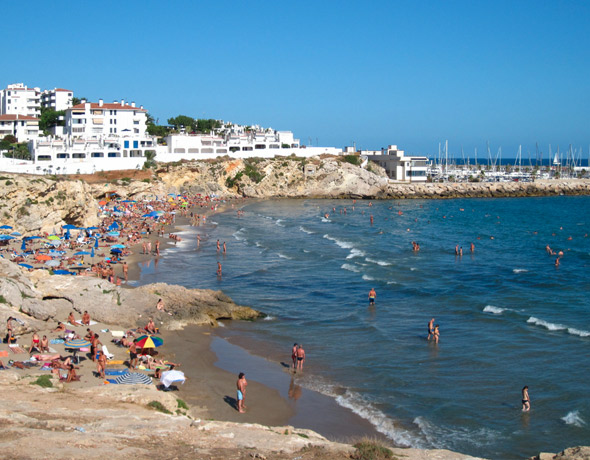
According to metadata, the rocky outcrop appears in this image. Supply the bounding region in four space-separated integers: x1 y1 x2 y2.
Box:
0 258 261 334
531 446 590 460
0 174 100 236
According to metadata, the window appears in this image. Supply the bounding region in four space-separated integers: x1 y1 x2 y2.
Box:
91 152 104 158
133 141 138 148
124 141 129 148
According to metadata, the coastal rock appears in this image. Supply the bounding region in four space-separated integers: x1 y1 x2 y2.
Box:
531 447 590 460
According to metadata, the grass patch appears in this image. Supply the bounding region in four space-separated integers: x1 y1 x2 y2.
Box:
352 438 396 460
296 432 309 439
147 401 172 414
177 398 189 410
0 295 6 303
102 289 113 294
30 375 53 388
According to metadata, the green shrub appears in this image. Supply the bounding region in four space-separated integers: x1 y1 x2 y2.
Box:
176 398 189 410
31 375 53 388
343 154 361 166
5 180 13 186
352 438 395 460
147 401 172 414
0 295 6 303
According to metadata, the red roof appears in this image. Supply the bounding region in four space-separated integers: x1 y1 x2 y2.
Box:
54 88 73 92
0 114 39 121
70 102 146 112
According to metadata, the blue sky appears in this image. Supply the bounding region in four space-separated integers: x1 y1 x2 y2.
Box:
2 0 589 158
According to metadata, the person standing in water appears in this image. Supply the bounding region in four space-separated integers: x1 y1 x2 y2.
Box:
522 386 530 412
427 318 435 340
433 325 440 344
291 343 298 369
368 288 376 305
296 344 306 371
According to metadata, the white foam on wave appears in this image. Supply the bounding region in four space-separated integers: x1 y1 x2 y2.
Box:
410 267 417 271
277 253 292 260
362 274 375 281
526 317 590 337
527 316 567 331
413 416 499 450
346 248 366 259
255 241 263 247
232 228 246 241
299 226 314 234
562 410 586 427
365 257 392 266
323 234 354 249
387 281 398 285
275 219 285 227
483 305 506 315
341 263 361 273
263 315 276 321
321 217 330 223
513 268 528 274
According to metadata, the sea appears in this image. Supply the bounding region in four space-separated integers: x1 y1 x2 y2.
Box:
134 196 590 460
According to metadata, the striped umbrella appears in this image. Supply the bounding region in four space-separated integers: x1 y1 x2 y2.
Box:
115 372 152 385
64 339 91 348
135 335 163 349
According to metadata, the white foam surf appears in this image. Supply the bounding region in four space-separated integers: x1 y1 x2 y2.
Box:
299 226 314 234
341 263 361 273
346 248 366 259
277 253 292 260
413 416 499 450
562 410 586 427
526 317 590 337
323 234 354 249
275 219 285 227
365 257 392 266
513 268 528 273
362 274 375 281
483 305 506 315
232 228 246 241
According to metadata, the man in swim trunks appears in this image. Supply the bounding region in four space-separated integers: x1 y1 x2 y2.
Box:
368 288 376 305
236 372 247 413
296 344 306 371
129 339 138 370
427 318 435 340
292 343 298 369
522 385 530 411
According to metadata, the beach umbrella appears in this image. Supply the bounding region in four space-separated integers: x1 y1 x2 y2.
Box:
160 369 186 389
94 238 99 249
24 236 42 240
74 251 91 256
111 244 125 249
45 260 60 267
11 231 21 236
65 338 91 348
91 247 95 258
86 226 98 230
114 372 152 385
98 200 107 206
21 240 26 251
47 235 60 240
35 254 52 261
108 231 120 236
0 235 15 240
65 230 70 240
0 225 12 229
110 248 122 254
18 263 33 269
135 335 163 349
53 269 73 275
63 224 78 230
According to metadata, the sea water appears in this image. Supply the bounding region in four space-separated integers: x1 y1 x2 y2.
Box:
135 196 590 459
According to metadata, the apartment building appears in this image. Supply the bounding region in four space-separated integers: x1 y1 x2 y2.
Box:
40 88 74 111
0 114 40 141
0 83 41 118
65 99 147 138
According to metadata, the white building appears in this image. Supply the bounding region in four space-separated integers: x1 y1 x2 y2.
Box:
65 99 148 138
365 145 428 182
0 83 41 118
41 88 74 112
0 114 40 142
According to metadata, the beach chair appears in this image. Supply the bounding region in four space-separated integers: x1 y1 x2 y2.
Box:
102 345 115 360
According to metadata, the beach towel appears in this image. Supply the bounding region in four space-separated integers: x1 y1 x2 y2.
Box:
8 345 27 354
106 360 124 365
50 339 65 345
105 369 129 376
0 351 8 358
110 330 125 338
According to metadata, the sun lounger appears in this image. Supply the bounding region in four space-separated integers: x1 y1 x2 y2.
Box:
102 345 115 360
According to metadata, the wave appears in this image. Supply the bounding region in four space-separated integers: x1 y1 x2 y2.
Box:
513 268 528 273
323 234 354 249
362 274 375 281
232 228 247 241
410 267 417 271
483 305 506 315
277 253 292 260
275 219 285 227
297 378 422 447
527 317 590 337
321 217 330 223
562 410 586 427
346 248 366 259
341 263 361 273
262 315 276 321
413 416 499 450
299 226 314 235
365 257 392 266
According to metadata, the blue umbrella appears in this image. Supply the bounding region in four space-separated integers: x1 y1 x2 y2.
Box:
0 225 12 229
0 235 15 240
94 238 99 249
24 236 42 240
11 231 21 236
91 247 95 258
21 240 26 251
63 224 78 230
74 251 91 256
86 226 98 230
110 248 122 254
111 244 125 249
64 230 70 240
53 269 73 275
108 231 119 236
18 263 33 269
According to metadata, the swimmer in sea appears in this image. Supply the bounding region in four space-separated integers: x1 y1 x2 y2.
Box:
470 243 475 253
368 288 376 305
433 325 440 344
217 262 222 276
427 318 435 340
522 386 530 412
